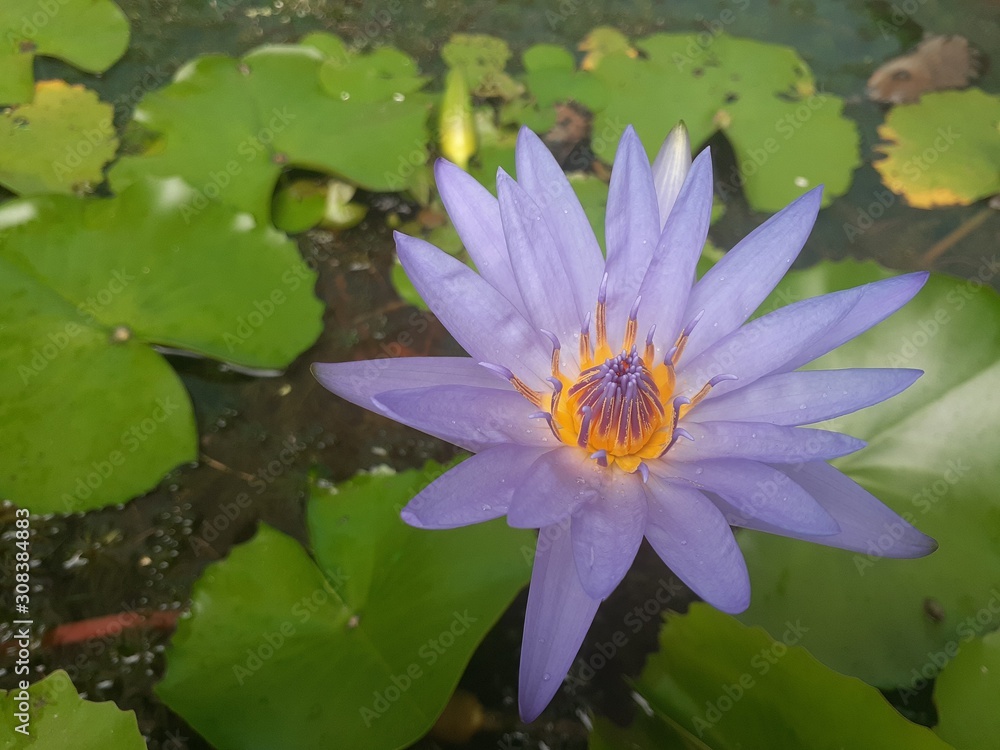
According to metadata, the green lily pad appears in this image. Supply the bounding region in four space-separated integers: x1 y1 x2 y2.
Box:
578 26 637 71
737 260 1000 688
519 43 608 134
571 173 609 254
109 34 432 223
0 80 117 195
466 108 517 195
0 670 144 750
441 34 523 101
0 0 129 105
272 178 368 234
874 89 1000 208
934 629 1000 749
272 177 328 234
157 464 534 750
626 604 951 749
519 32 860 212
317 36 428 105
0 177 323 513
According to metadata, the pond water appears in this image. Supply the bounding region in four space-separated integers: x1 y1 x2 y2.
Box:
2 0 999 748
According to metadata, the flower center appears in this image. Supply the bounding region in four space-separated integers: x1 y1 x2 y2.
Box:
487 274 735 477
564 348 664 456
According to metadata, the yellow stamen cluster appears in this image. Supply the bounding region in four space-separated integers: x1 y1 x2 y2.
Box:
507 289 726 475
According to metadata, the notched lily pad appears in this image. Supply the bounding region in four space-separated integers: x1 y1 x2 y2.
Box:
737 260 1000 688
441 34 524 101
0 177 323 513
157 464 534 750
519 32 860 212
110 34 432 223
0 0 130 105
625 604 951 749
0 670 145 750
874 88 1000 208
0 80 118 195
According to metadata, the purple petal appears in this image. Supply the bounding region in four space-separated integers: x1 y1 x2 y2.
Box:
680 187 822 362
395 232 551 385
670 421 865 463
312 357 505 415
643 476 750 613
637 149 714 356
515 127 604 323
570 472 647 599
650 122 692 230
687 368 922 426
374 385 554 452
508 447 607 529
604 126 662 346
655 458 840 536
676 284 865 400
720 461 937 557
779 272 929 372
519 520 601 722
497 170 584 351
435 159 527 316
401 444 551 529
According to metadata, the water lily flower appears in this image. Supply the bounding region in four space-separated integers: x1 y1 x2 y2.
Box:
313 124 936 722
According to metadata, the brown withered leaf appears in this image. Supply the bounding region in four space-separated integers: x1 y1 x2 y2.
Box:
867 34 983 105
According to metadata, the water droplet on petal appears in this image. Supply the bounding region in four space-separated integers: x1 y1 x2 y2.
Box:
542 672 551 681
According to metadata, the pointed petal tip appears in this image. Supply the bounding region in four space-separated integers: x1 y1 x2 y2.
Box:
802 183 824 205
894 529 939 558
399 507 424 528
515 125 546 155
692 145 712 165
518 691 548 724
711 589 751 615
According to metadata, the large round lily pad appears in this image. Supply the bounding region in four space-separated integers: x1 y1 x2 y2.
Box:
0 670 145 750
0 0 129 105
617 604 951 749
0 80 117 195
737 260 1000 687
933 629 1000 749
0 177 323 513
874 88 1000 208
110 33 432 223
157 464 534 750
520 32 860 212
